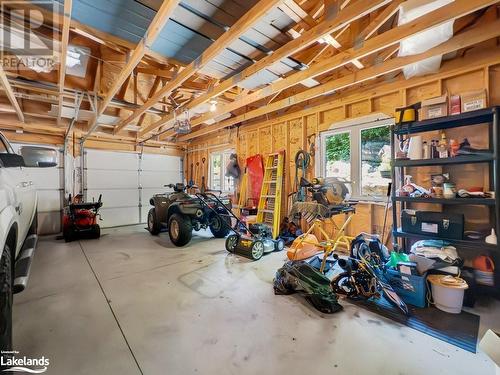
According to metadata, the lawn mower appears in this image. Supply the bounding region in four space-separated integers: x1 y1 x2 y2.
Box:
63 194 102 242
218 197 285 260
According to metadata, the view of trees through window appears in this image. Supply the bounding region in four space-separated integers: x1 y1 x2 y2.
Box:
325 132 351 181
361 126 391 196
324 124 391 198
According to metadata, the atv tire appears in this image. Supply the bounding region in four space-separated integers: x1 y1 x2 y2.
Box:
209 212 230 238
168 213 192 247
0 245 13 352
147 208 160 235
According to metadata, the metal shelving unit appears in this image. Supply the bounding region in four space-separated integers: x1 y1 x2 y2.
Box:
391 106 500 295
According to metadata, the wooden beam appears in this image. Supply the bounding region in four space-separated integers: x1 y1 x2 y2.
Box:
57 0 73 125
163 0 494 139
82 0 180 141
114 0 284 136
136 0 391 139
357 0 403 41
179 18 500 142
137 76 162 128
117 73 132 100
176 46 500 137
0 66 24 122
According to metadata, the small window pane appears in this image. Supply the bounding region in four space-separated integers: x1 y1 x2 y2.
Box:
211 154 222 191
325 132 351 181
361 126 391 196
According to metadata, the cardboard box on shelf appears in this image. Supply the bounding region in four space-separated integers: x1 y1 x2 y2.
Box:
421 94 448 120
461 89 487 113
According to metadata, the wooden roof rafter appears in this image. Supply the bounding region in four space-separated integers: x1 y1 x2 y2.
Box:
137 0 392 141
170 0 498 142
112 0 285 136
82 0 181 141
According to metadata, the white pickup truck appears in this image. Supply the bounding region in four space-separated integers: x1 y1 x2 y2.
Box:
0 132 57 352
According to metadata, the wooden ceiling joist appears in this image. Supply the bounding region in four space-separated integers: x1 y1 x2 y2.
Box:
112 0 284 136
162 0 494 140
179 17 500 142
57 0 73 126
0 67 24 122
136 0 392 140
357 0 403 41
82 0 181 141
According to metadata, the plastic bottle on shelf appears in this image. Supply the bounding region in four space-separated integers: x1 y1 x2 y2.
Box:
485 229 497 245
422 141 430 159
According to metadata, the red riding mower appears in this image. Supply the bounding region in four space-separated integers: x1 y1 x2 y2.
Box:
63 194 103 242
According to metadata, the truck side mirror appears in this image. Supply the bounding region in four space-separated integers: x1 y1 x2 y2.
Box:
19 146 57 168
0 153 25 168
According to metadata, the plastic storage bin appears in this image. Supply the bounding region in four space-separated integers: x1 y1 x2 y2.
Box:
384 269 427 308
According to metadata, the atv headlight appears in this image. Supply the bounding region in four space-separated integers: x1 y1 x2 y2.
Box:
196 209 203 218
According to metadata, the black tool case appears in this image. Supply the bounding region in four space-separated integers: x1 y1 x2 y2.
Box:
401 210 464 240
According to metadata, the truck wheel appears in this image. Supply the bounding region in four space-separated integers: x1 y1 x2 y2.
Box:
250 240 265 261
147 208 160 235
0 245 13 352
225 234 239 253
168 213 192 247
209 213 230 238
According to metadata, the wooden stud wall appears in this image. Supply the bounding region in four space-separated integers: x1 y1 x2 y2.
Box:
186 50 500 239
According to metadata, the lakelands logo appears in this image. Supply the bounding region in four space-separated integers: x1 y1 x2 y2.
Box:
1 351 49 373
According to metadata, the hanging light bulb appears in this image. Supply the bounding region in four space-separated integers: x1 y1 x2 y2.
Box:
209 99 217 112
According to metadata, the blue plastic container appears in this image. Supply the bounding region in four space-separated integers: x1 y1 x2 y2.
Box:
383 269 428 308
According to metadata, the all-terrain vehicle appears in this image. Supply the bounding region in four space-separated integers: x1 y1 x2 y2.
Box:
147 183 232 246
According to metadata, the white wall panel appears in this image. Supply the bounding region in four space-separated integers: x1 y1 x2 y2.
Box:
37 190 61 212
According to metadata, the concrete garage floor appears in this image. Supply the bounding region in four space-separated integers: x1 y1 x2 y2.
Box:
13 225 500 375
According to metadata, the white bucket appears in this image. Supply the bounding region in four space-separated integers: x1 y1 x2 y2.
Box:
428 275 468 314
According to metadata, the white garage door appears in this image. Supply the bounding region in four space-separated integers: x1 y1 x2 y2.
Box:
12 143 63 235
140 153 183 223
84 149 182 228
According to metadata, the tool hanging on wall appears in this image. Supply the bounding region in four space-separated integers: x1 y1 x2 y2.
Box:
195 161 200 186
256 151 285 239
294 150 311 203
189 163 194 186
200 157 207 193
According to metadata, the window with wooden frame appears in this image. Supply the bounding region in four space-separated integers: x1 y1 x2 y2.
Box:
318 117 393 200
209 149 235 192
